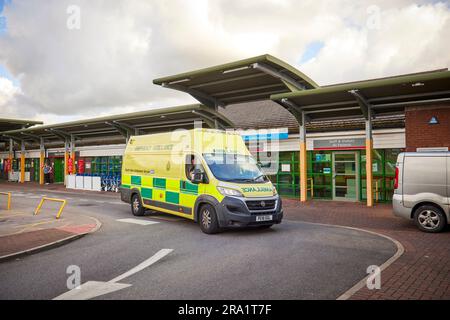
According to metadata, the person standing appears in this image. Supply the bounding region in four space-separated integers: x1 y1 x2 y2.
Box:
43 163 50 184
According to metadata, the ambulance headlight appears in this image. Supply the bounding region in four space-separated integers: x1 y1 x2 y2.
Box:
217 186 243 197
272 186 278 196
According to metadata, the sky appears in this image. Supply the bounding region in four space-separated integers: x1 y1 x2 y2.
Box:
0 0 449 124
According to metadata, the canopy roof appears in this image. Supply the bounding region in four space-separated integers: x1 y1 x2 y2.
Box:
153 54 318 108
0 118 43 132
1 104 233 144
271 69 450 122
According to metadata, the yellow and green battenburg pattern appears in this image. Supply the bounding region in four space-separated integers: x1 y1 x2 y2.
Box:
121 174 199 217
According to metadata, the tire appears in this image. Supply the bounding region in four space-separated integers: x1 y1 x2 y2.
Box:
413 205 446 233
198 204 220 234
131 193 145 216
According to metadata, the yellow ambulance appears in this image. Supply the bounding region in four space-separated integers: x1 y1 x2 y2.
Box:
120 128 283 234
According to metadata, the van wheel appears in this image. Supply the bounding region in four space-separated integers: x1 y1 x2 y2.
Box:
199 204 220 234
414 205 446 233
131 194 145 216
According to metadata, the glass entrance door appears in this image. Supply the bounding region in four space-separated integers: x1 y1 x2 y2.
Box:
333 152 359 201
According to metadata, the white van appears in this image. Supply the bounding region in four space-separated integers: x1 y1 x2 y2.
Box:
393 152 450 232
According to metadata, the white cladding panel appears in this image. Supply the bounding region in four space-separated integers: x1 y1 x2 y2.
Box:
78 145 125 157
272 129 405 152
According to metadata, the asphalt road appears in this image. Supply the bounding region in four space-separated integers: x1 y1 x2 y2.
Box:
0 189 397 300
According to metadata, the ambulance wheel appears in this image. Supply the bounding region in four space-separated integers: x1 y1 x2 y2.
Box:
199 204 220 234
131 193 145 216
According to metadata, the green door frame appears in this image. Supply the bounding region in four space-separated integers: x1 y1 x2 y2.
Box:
332 151 359 201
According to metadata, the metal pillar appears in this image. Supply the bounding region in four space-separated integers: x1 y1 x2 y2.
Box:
20 140 25 183
299 112 307 203
64 139 69 185
365 108 373 207
70 135 76 175
349 89 374 207
39 138 45 185
8 138 13 180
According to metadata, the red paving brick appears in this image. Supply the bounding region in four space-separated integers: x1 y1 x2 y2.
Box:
0 228 75 257
282 199 450 300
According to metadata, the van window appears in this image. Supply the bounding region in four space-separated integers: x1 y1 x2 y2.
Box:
185 154 205 182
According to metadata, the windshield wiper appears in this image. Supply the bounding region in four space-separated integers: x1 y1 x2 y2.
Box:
252 174 264 182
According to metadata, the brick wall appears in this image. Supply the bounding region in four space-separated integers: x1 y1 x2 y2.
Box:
405 105 450 152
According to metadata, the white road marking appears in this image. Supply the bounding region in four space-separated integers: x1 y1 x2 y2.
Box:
53 281 131 301
53 249 173 300
109 249 173 283
116 218 160 226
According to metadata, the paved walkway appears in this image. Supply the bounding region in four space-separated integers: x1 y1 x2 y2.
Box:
283 199 450 300
0 188 101 260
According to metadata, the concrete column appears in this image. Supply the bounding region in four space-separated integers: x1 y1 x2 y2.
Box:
299 112 307 203
39 138 45 185
20 140 25 183
365 109 373 207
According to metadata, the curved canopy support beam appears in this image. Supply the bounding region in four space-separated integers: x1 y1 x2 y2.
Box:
252 63 307 91
162 82 225 109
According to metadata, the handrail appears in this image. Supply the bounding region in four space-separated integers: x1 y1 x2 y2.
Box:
0 192 11 210
373 180 380 202
307 178 314 199
34 197 67 219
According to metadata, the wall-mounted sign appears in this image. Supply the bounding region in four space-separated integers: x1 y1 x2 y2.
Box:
314 138 366 150
429 116 439 125
281 164 291 172
372 163 378 172
47 151 65 157
323 167 331 174
315 154 331 162
417 147 448 152
239 128 289 142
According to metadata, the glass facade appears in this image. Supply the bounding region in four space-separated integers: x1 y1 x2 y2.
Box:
89 156 122 176
261 148 403 203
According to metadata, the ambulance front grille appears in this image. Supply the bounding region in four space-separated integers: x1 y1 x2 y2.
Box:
245 199 276 211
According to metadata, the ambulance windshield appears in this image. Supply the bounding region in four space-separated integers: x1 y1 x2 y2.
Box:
203 153 267 183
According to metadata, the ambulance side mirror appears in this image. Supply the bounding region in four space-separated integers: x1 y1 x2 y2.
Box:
192 169 204 184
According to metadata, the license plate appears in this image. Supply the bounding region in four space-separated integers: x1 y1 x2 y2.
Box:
256 215 273 222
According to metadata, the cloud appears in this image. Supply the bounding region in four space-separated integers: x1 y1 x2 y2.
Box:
0 0 448 122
